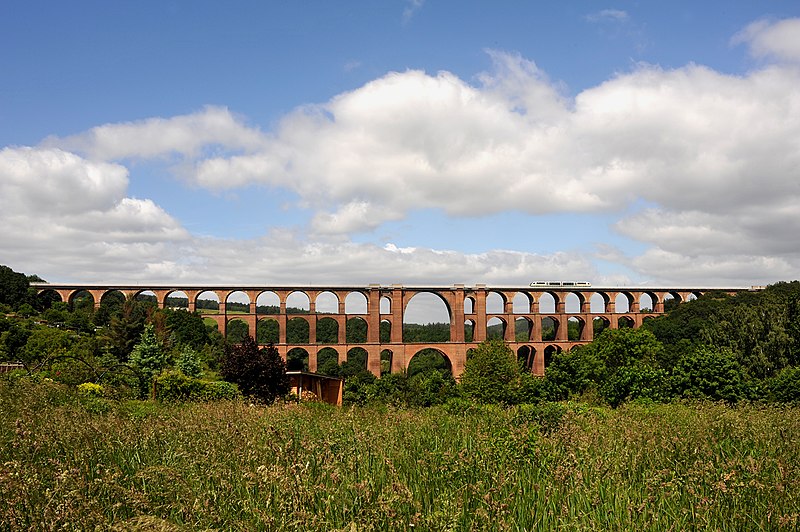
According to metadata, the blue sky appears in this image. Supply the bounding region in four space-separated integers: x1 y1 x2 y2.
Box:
2 1 800 290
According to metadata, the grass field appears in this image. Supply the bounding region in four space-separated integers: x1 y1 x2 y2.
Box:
1 379 798 531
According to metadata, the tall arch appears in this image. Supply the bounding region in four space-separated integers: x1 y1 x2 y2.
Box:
315 291 339 313
256 291 280 315
344 291 368 314
403 292 451 343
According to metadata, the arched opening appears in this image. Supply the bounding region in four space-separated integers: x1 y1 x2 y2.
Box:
464 319 475 342
487 317 505 340
256 291 280 315
380 319 391 343
538 292 556 314
380 296 391 314
286 347 309 372
287 317 310 343
342 347 368 377
36 288 62 310
687 293 699 302
515 317 532 342
315 291 339 314
316 347 340 376
639 293 654 312
227 318 249 343
541 316 558 341
618 316 634 329
567 316 584 341
70 290 95 311
517 345 535 371
380 349 393 375
593 316 610 337
165 290 188 309
544 345 562 368
464 297 474 314
615 293 631 313
316 316 339 344
512 292 530 314
257 318 279 344
486 292 505 314
226 291 250 314
345 291 368 314
664 293 680 311
590 293 607 313
196 291 220 314
565 293 582 314
286 291 310 313
346 317 367 343
407 348 452 378
403 292 451 342
100 289 125 309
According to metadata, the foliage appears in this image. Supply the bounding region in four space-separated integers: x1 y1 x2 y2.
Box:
220 337 289 404
77 382 104 397
163 308 210 349
671 345 750 403
460 338 519 404
0 265 30 309
177 345 202 378
766 366 800 403
153 369 240 402
128 324 168 394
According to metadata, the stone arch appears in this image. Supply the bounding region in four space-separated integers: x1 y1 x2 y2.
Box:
287 316 310 343
286 291 310 313
486 291 505 314
541 316 558 341
227 318 249 343
257 317 279 344
315 291 339 313
256 291 280 315
639 292 656 312
407 348 452 378
316 316 339 344
615 292 633 313
564 292 582 314
512 292 531 314
286 347 309 371
593 316 610 337
403 292 451 342
380 319 391 342
590 292 608 313
165 290 188 309
226 291 250 313
380 349 393 375
544 345 562 367
567 316 585 341
664 292 681 311
316 347 340 375
100 289 126 308
464 319 475 342
618 315 635 329
69 290 95 310
538 292 557 313
345 291 368 314
514 316 532 341
380 296 391 314
346 316 368 343
343 347 368 375
196 290 221 314
517 345 535 372
464 296 475 314
487 316 505 340
36 288 62 309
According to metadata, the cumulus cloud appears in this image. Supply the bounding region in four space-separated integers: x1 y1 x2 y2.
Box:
733 18 800 62
6 18 800 289
44 105 265 161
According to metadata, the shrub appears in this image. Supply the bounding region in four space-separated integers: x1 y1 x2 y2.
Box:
460 339 519 404
154 370 240 402
220 338 288 404
767 366 800 403
77 382 104 397
671 345 749 403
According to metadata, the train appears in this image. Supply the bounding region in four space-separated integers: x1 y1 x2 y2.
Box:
529 281 592 287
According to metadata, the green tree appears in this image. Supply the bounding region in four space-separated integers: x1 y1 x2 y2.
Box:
177 345 203 378
129 324 168 387
671 345 749 403
164 309 210 349
460 339 519 404
0 265 30 310
220 338 289 404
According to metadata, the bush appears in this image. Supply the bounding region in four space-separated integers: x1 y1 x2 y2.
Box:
512 402 568 434
671 345 749 403
460 339 519 404
220 338 288 404
767 366 800 403
600 364 670 407
154 370 240 402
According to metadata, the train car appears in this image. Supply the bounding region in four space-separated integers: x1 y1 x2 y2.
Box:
529 281 591 287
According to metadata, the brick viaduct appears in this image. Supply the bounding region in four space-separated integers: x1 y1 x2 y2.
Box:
33 283 749 379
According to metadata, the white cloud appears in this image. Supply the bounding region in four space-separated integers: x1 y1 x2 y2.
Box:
733 18 800 62
402 0 425 24
586 9 629 23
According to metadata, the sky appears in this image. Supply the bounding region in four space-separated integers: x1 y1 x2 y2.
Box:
2 1 800 293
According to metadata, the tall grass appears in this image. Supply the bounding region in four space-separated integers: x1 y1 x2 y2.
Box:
1 378 798 530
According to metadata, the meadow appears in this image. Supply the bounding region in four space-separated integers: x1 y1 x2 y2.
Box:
1 379 798 531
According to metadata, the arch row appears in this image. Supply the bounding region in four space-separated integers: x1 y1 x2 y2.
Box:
33 283 745 378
